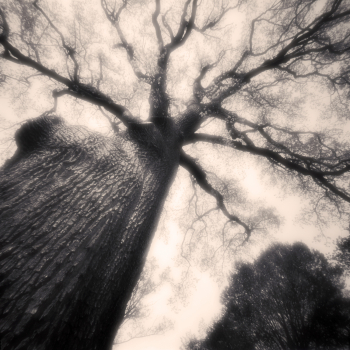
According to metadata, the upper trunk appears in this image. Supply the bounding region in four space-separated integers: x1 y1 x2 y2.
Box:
0 114 180 350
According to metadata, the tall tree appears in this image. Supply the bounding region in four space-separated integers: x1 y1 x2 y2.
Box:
186 243 350 350
1 0 350 349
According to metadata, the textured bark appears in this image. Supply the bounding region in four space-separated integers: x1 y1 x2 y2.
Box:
0 114 180 350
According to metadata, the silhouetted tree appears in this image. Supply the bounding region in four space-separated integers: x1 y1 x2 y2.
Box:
1 0 350 349
333 236 350 275
187 243 350 350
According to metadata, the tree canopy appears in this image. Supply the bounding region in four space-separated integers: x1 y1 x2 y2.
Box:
1 0 350 242
186 242 350 350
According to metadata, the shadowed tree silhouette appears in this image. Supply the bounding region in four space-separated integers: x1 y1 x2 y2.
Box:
333 236 350 275
185 243 350 350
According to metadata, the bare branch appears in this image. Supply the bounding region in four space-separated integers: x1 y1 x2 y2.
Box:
0 7 10 41
101 0 151 83
193 3 236 33
0 38 72 86
33 0 80 82
179 150 252 241
205 0 350 102
1 17 139 126
50 88 64 112
51 87 137 127
148 1 200 119
168 0 198 52
99 106 121 132
152 0 163 50
217 109 349 170
193 51 226 102
162 9 174 40
186 133 350 203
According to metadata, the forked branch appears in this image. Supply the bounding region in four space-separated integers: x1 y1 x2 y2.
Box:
152 0 163 50
0 41 138 126
33 0 80 82
162 9 174 40
193 51 226 102
179 150 252 241
101 0 151 83
206 0 350 102
167 0 198 52
193 2 237 33
186 133 350 203
0 6 140 126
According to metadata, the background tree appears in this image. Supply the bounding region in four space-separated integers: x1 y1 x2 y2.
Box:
1 0 350 349
186 242 350 350
333 235 350 274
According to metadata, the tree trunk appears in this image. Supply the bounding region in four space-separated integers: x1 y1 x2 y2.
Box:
0 114 180 350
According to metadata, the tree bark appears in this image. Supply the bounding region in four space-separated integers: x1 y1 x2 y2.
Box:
0 114 180 350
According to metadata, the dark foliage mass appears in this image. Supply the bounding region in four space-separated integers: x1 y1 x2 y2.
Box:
333 236 350 274
186 243 350 350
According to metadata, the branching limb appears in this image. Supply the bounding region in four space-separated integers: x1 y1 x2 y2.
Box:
193 51 226 102
218 108 349 169
1 43 136 125
51 87 137 127
148 0 199 116
167 0 198 52
185 133 350 203
33 0 79 82
99 106 121 132
205 0 350 102
149 0 201 121
193 2 236 33
152 0 163 50
101 0 151 83
0 38 72 86
162 9 174 40
0 10 138 127
179 150 252 241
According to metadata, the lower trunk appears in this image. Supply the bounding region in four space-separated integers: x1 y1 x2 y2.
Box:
0 115 179 350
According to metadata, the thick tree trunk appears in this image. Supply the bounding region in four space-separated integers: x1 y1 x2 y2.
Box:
0 114 180 350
